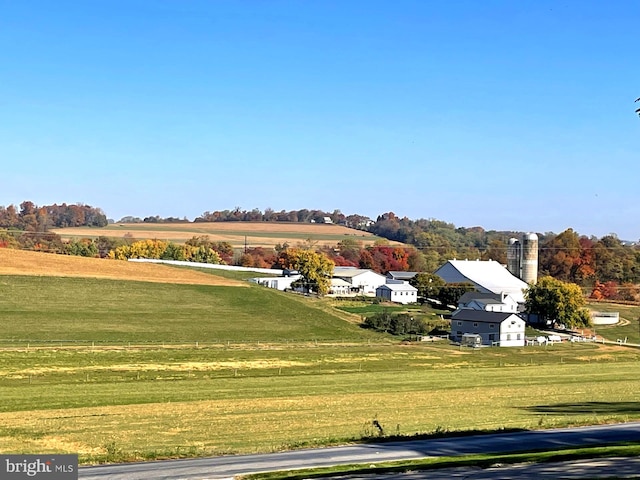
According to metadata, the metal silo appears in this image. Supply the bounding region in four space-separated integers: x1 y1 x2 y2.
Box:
506 238 521 278
521 233 538 284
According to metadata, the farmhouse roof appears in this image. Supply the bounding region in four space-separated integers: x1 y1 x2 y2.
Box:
458 292 507 305
377 283 418 292
434 260 528 303
452 310 522 324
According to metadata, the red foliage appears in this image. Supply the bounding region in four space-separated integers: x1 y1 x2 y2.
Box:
240 247 276 269
590 281 619 300
360 246 411 273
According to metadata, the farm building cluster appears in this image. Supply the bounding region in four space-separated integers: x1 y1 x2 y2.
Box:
134 234 616 349
249 252 536 347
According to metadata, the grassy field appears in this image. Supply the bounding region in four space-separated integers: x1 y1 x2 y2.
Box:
51 221 392 249
1 249 640 465
586 302 640 344
1 342 639 463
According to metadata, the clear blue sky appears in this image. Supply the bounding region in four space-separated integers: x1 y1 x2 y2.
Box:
1 1 639 239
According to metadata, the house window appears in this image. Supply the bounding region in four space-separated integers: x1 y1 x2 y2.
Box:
457 321 462 326
517 333 521 340
489 334 495 341
507 334 511 341
490 324 495 329
473 323 478 328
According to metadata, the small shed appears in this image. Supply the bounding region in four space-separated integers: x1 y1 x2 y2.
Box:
461 333 482 348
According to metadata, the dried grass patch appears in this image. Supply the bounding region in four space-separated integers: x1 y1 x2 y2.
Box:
0 249 244 287
4 360 310 378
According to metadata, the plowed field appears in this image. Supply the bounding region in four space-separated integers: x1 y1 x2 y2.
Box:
51 221 384 248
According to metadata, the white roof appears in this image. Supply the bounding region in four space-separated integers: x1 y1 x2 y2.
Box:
377 283 418 292
333 267 384 279
435 260 528 303
330 278 352 287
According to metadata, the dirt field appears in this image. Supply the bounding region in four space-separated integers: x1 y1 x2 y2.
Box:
0 248 245 286
51 222 382 248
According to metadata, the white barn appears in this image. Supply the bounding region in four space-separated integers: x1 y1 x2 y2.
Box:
435 259 529 304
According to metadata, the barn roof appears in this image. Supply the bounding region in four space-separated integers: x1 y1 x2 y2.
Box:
434 260 528 303
452 310 523 324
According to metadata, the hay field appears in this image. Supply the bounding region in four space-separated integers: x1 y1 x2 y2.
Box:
51 222 387 249
0 248 244 286
2 344 640 463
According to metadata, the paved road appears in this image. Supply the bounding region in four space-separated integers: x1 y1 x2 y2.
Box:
79 422 640 479
326 457 640 479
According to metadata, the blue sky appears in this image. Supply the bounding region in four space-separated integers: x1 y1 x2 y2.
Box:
1 1 639 239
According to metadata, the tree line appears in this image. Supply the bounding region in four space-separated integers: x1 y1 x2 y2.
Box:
0 201 107 231
2 201 640 302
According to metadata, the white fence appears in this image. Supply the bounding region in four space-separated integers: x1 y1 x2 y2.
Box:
128 258 283 275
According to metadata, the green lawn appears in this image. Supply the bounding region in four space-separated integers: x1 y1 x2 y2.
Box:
0 275 380 344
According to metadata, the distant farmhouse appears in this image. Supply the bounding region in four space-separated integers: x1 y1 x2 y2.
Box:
455 292 519 314
451 310 526 347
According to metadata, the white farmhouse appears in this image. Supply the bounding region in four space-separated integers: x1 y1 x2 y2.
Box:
455 292 519 314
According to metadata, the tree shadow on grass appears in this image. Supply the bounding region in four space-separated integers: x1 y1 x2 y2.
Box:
524 401 640 415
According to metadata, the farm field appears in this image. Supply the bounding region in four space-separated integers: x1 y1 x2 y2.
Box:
51 221 391 249
1 342 640 464
0 248 244 287
1 249 640 465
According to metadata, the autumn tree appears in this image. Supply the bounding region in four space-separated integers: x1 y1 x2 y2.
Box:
525 276 591 328
409 273 445 301
238 247 276 269
276 247 334 295
481 236 508 264
538 229 582 282
63 238 98 257
109 239 222 264
185 236 234 264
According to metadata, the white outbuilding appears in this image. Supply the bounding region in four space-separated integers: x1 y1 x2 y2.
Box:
375 282 418 304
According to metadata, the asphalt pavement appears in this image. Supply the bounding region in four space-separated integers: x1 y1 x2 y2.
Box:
78 422 640 479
